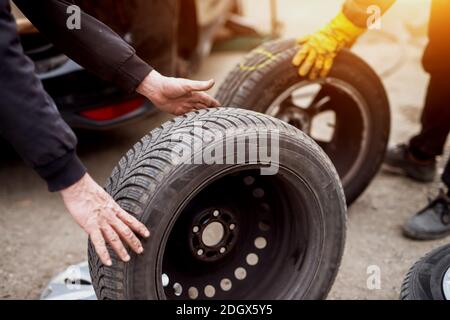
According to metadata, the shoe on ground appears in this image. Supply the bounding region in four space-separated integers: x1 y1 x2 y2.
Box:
384 144 437 183
403 190 450 241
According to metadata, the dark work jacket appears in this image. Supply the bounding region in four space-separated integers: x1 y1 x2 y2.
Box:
343 0 450 74
0 0 152 191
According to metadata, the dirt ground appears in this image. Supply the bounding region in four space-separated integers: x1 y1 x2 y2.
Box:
1 0 449 300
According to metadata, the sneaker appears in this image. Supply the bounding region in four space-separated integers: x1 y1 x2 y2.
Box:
403 190 450 240
384 144 436 183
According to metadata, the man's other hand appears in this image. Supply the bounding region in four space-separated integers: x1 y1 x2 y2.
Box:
60 174 150 266
137 70 221 116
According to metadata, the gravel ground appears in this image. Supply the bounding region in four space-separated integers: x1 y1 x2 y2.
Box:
1 0 449 300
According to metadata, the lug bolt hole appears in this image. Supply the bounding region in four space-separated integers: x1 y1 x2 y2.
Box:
220 278 233 292
253 188 265 199
173 283 183 297
243 176 255 186
162 273 170 287
258 220 271 232
246 253 259 266
234 267 247 280
255 237 267 250
204 285 216 298
188 287 199 300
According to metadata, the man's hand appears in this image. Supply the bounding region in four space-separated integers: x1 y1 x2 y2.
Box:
292 12 365 80
137 70 221 116
61 174 150 266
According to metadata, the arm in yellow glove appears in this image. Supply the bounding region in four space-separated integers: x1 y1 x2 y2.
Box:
293 0 396 80
292 12 365 80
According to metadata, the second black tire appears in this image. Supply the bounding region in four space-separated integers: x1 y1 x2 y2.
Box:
216 39 391 205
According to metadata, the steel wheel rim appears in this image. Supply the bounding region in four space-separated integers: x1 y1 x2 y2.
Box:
267 77 371 188
155 166 324 300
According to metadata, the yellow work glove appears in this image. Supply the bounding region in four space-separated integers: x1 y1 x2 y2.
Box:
292 12 365 80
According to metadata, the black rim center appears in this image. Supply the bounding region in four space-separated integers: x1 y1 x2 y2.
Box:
190 208 238 262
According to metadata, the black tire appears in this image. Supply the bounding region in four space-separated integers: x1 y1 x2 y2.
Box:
88 108 346 300
216 39 391 205
400 244 450 300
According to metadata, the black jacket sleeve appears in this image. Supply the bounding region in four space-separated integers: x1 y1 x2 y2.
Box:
13 0 153 93
0 0 86 191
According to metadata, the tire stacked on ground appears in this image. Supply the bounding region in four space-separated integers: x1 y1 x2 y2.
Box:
216 39 391 205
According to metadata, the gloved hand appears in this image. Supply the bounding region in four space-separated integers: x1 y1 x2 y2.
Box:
292 12 365 80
